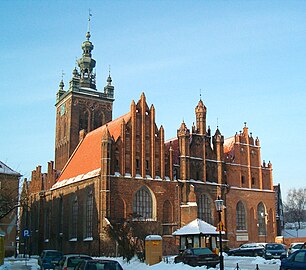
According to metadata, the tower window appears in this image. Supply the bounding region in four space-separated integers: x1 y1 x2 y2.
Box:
252 177 255 185
136 159 139 169
241 176 245 185
146 160 149 170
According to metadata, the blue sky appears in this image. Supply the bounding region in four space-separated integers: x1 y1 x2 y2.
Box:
1 1 305 199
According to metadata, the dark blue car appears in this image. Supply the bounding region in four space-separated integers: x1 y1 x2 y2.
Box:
280 249 306 270
38 250 63 270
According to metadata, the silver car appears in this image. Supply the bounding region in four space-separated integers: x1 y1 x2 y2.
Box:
288 242 304 255
55 254 92 270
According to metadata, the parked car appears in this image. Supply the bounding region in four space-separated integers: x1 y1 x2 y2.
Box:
288 242 304 255
227 243 265 257
38 250 64 270
174 247 220 268
280 249 306 270
263 243 287 260
74 259 123 270
55 254 92 270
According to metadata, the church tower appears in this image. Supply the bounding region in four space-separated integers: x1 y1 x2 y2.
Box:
55 21 114 171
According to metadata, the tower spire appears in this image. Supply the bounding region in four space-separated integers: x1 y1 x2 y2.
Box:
87 9 92 40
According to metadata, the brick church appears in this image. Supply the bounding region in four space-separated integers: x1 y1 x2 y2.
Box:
21 27 276 256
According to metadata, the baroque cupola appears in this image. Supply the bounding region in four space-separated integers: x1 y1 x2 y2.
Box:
77 30 97 89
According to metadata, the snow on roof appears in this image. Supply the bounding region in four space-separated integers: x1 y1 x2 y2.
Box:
145 235 162 241
0 161 21 176
51 168 101 190
172 218 224 236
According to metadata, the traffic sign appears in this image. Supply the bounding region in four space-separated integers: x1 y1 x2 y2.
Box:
22 229 31 237
216 221 226 232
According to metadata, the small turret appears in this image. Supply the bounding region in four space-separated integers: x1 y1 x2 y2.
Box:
104 68 114 99
195 98 207 135
56 79 66 102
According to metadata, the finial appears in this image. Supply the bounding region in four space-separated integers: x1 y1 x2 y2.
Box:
200 89 202 100
87 9 92 34
244 122 247 127
109 65 111 77
217 117 219 127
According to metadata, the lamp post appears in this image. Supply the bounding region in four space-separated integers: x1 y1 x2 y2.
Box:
215 196 224 270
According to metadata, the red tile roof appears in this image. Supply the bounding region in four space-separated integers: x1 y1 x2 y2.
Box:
57 113 131 182
224 136 235 155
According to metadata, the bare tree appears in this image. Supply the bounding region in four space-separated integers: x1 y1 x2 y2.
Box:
0 184 19 220
284 187 306 228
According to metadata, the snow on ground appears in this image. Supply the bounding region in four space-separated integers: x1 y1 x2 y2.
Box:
0 255 281 270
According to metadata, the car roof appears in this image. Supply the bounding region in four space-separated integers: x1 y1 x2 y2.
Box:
64 254 91 257
86 259 119 262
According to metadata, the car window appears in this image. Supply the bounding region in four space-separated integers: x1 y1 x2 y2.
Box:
45 251 63 258
193 248 213 255
292 244 303 249
183 249 192 255
95 262 122 270
293 251 306 263
68 256 91 267
266 244 283 250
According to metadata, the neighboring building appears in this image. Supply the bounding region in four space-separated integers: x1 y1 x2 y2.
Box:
23 27 277 256
274 184 284 236
0 161 21 257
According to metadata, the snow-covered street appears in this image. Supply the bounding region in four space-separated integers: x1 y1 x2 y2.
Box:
0 255 281 270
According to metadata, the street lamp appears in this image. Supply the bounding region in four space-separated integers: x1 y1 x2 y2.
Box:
215 196 224 270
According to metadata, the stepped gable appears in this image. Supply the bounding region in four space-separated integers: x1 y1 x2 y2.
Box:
165 138 179 164
57 112 131 182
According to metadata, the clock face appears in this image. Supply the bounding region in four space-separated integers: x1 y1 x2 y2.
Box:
60 103 66 116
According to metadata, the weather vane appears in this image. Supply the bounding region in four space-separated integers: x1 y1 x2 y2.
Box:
61 70 65 80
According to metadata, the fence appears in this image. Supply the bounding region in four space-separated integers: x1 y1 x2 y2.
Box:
163 256 267 269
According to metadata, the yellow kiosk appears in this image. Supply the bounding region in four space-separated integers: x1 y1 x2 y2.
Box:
145 235 162 265
0 235 4 265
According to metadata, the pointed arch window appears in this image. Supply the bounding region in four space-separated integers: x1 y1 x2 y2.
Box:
44 208 50 241
71 196 78 239
198 194 213 224
257 202 266 236
133 186 153 220
58 196 64 236
85 192 93 239
236 201 246 230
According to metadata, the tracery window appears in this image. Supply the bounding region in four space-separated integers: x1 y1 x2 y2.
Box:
133 186 153 220
236 201 246 230
71 196 78 239
257 202 266 235
85 192 93 239
198 194 213 224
